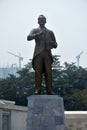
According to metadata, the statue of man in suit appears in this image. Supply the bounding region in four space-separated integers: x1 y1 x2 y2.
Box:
27 15 57 94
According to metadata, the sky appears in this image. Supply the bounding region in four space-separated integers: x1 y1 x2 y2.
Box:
0 0 87 68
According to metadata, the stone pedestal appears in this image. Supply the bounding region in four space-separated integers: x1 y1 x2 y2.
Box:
27 95 66 130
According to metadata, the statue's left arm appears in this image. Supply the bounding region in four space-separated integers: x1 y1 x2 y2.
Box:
50 31 58 48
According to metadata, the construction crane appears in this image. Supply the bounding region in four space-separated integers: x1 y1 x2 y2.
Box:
76 51 84 69
8 51 23 69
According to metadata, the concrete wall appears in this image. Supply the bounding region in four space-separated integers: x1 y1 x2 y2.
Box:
0 100 27 130
65 111 87 130
0 100 87 130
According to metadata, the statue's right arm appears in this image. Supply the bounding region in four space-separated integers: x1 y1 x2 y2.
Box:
27 29 42 41
27 29 36 41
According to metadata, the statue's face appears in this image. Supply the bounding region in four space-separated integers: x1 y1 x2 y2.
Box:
38 15 46 25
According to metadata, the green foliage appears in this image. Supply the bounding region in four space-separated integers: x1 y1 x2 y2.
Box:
0 56 87 110
52 60 87 110
0 63 35 106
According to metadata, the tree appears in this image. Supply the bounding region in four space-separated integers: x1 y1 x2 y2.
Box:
60 62 87 110
0 61 35 106
0 58 87 110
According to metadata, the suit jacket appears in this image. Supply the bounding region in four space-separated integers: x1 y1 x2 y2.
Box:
27 26 57 69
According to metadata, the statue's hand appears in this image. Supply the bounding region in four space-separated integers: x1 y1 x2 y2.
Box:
50 41 57 49
35 31 43 37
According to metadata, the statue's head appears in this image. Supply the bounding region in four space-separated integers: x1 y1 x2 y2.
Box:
38 15 46 25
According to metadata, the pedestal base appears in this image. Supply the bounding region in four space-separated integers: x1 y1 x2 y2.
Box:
27 95 66 130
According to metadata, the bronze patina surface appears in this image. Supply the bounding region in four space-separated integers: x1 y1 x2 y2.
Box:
27 15 57 94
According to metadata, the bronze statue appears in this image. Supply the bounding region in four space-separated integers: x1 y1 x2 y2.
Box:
27 15 57 94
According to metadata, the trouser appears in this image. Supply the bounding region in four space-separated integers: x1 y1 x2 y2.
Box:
34 50 52 94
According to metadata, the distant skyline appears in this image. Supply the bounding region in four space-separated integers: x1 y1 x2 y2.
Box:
0 0 87 68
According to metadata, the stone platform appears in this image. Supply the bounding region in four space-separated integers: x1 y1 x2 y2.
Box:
27 95 66 130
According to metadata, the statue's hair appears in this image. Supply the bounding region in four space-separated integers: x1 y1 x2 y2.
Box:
38 15 46 23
